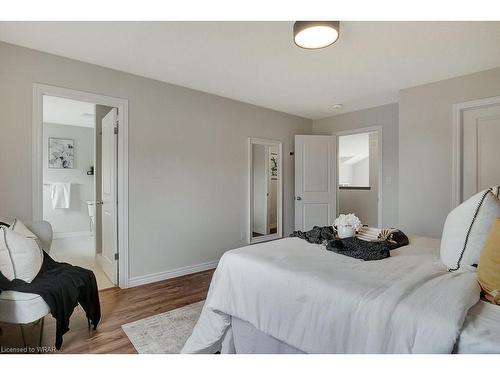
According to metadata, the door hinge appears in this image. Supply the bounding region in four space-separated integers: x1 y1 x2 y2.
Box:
114 126 119 135
114 253 119 261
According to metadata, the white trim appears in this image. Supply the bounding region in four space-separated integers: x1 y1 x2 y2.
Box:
92 107 97 256
127 260 219 288
247 138 283 244
452 95 500 208
53 231 92 239
335 126 383 228
32 83 130 288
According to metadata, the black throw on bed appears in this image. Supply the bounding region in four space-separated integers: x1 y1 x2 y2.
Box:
290 226 409 261
0 251 101 350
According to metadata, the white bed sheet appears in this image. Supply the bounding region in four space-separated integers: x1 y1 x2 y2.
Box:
183 235 482 354
456 300 500 353
223 301 500 354
395 236 500 353
220 236 500 354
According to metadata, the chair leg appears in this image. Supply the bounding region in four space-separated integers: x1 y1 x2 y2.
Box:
38 317 44 347
19 324 27 347
18 318 44 349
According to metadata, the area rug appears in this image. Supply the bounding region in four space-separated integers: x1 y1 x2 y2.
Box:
122 300 204 354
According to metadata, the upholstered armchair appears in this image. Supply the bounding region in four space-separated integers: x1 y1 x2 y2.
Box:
0 220 53 347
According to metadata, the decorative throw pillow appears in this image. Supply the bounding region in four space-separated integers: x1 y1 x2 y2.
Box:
11 218 40 246
0 226 15 280
0 225 43 282
440 187 500 271
477 218 500 304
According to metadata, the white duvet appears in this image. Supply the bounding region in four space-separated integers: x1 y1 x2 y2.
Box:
182 237 480 354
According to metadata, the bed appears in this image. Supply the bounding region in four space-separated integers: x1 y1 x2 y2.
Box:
219 300 500 354
181 236 500 354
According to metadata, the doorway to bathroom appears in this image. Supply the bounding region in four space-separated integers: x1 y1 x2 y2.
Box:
33 84 129 289
336 127 383 228
40 95 115 290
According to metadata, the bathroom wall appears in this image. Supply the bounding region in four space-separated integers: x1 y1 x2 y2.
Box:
351 158 369 186
43 123 95 236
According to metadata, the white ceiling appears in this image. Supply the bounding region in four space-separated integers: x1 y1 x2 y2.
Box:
43 95 95 127
2 21 500 119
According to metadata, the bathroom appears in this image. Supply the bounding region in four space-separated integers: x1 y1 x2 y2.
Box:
42 95 116 290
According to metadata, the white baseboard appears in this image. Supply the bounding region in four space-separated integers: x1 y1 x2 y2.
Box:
53 231 92 239
127 260 219 288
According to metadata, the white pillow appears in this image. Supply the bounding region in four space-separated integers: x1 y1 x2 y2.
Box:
0 227 15 280
11 218 42 249
0 225 43 282
440 187 500 271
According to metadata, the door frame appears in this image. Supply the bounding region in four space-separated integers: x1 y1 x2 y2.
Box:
32 83 130 288
452 95 500 208
335 126 383 228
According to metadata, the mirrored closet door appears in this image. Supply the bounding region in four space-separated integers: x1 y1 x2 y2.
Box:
248 138 283 244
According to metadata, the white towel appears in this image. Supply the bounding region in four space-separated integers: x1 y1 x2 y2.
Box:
51 183 71 209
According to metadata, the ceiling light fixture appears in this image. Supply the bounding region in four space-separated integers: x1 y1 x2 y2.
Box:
293 21 340 49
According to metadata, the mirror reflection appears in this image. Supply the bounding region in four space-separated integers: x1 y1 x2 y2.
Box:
249 140 282 243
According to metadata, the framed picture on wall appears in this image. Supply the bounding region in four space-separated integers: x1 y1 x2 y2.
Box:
270 152 278 179
48 137 74 169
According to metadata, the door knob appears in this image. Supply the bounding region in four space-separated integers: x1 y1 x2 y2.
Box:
296 196 302 201
96 201 104 205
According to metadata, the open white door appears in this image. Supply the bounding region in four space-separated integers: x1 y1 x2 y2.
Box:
101 108 118 284
294 135 336 231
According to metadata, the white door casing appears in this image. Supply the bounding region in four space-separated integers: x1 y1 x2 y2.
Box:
101 108 118 284
294 135 336 231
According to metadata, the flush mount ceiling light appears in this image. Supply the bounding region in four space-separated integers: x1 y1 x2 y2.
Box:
293 21 340 49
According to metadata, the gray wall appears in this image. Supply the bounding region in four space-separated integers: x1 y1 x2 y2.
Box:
399 67 500 238
0 42 311 280
42 123 94 235
313 103 399 228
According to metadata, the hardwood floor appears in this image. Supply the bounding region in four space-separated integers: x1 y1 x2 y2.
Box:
0 269 214 354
